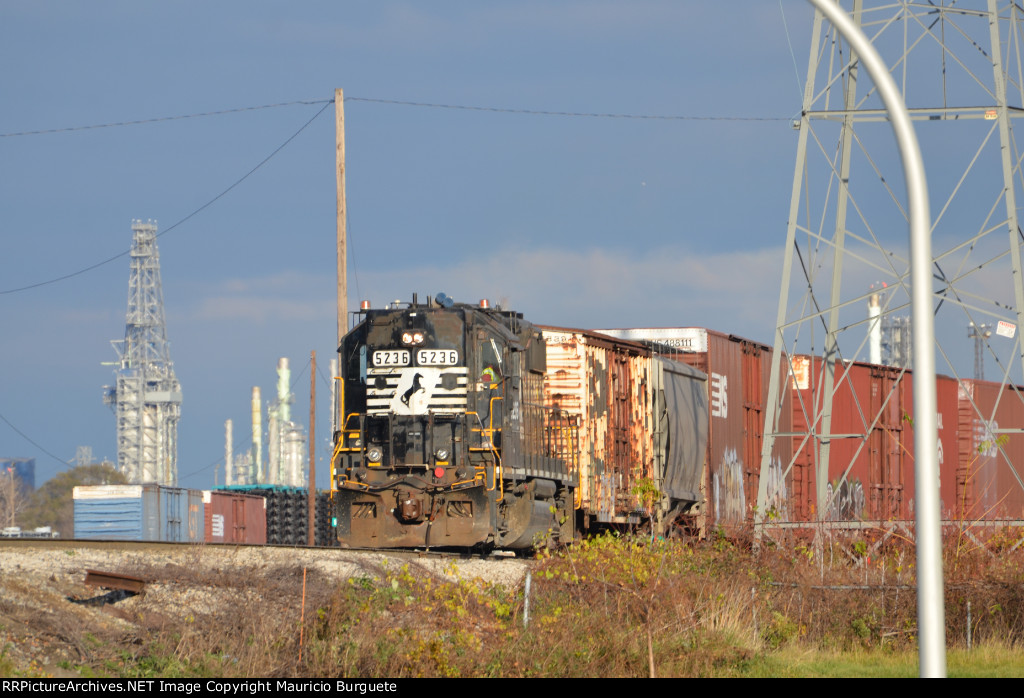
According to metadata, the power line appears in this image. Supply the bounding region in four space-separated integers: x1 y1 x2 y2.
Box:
0 93 789 296
345 96 791 121
0 100 332 138
315 361 334 392
0 100 333 295
1 96 791 140
0 411 70 467
779 0 806 101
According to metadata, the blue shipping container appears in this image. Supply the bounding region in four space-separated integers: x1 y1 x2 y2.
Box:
73 485 204 542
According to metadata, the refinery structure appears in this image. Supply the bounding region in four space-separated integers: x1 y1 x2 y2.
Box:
99 219 310 489
224 358 308 488
103 220 182 485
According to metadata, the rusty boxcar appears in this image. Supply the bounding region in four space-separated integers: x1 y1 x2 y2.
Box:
540 327 707 532
330 297 708 550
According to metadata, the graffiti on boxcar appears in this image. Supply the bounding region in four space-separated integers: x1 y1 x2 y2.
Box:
974 419 1000 458
970 419 1004 514
712 447 745 522
826 479 866 520
763 456 790 520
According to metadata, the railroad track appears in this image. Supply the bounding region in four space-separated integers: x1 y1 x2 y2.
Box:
0 536 518 561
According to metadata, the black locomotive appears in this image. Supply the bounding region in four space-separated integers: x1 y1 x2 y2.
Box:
332 295 579 549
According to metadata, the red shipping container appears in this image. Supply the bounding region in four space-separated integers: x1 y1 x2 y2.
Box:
956 379 1024 519
787 357 961 522
203 491 267 544
790 357 914 520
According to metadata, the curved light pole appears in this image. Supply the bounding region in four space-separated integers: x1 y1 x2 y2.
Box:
804 0 945 677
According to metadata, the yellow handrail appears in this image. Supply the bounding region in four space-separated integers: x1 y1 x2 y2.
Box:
488 396 504 501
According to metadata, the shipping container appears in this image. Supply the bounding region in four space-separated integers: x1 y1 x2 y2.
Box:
73 485 204 541
789 356 912 520
540 327 707 528
203 491 267 544
594 327 793 531
956 379 1024 519
785 356 962 522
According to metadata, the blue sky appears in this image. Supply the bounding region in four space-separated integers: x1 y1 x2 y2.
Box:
0 1 889 491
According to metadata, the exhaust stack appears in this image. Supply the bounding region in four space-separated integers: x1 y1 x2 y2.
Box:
252 386 263 482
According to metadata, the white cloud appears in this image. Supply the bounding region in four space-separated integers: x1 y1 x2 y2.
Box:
188 271 334 325
174 245 785 343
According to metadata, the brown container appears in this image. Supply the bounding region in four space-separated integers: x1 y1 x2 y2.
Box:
203 491 267 544
956 379 1024 519
595 327 793 531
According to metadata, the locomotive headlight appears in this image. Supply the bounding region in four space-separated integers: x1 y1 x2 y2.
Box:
366 447 383 464
434 448 450 462
401 331 425 345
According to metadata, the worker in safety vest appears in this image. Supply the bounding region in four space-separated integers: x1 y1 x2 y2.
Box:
481 365 498 386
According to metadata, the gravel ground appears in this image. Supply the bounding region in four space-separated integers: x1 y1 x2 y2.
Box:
0 542 529 677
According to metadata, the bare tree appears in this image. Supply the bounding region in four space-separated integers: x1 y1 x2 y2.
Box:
0 469 28 530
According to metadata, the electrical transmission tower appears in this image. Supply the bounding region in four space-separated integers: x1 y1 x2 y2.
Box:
103 220 182 485
756 1 1024 526
968 322 993 380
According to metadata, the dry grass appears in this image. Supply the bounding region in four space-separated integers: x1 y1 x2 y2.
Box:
5 530 1024 678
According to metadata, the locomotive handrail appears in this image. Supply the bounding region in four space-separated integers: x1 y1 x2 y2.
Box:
519 401 581 480
489 395 504 501
465 410 500 494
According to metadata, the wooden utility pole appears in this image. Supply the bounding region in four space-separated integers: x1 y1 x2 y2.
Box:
308 350 317 547
336 88 347 348
335 88 347 449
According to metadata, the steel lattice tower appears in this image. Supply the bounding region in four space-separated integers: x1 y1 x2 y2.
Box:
756 0 1024 527
103 220 182 484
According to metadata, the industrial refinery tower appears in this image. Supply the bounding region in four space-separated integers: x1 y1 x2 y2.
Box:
104 220 182 485
223 358 307 488
756 1 1024 526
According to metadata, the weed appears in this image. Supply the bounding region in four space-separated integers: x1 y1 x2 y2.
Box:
763 612 799 649
7 534 1024 677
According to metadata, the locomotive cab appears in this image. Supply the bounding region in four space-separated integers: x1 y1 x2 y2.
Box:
332 296 578 550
